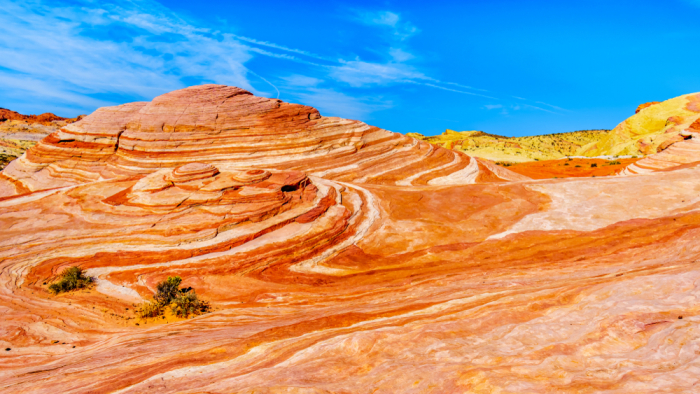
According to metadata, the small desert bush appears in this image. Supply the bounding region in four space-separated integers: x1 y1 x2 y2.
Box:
591 163 598 167
171 290 210 318
137 276 210 319
137 300 163 319
49 266 93 294
154 276 182 305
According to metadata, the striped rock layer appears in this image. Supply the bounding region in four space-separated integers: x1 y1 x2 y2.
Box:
0 85 526 196
2 85 700 393
577 92 700 157
620 118 700 175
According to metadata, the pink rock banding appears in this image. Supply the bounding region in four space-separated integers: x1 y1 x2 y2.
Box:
620 118 700 174
0 85 526 196
1 85 700 393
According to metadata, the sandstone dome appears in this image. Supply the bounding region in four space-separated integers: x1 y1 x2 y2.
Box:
0 85 527 196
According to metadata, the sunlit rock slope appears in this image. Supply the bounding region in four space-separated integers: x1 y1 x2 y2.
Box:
579 92 700 157
0 85 524 196
408 129 610 162
2 85 700 393
411 93 700 164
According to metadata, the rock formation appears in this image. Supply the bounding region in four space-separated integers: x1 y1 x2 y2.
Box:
2 85 700 393
0 109 82 170
411 94 700 165
0 108 74 125
578 93 700 157
635 101 660 113
409 128 611 162
619 118 700 175
0 85 525 196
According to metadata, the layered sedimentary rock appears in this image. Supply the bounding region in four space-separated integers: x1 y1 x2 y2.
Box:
620 125 700 176
578 92 700 157
0 85 524 196
411 94 700 165
2 85 700 393
0 109 81 170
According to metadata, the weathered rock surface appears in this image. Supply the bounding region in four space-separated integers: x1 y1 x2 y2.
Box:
0 108 76 125
2 85 700 393
0 109 82 170
0 85 524 196
409 128 611 163
635 101 661 113
579 93 700 157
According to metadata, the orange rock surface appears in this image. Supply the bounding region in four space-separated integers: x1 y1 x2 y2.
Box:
2 85 700 393
0 85 525 197
0 108 80 125
501 157 640 179
635 101 660 113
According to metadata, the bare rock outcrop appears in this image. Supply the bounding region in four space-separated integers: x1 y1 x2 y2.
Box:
0 85 524 196
635 101 660 113
3 85 700 393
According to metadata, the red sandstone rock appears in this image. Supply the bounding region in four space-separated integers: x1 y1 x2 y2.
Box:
0 108 79 125
0 85 525 196
1 85 700 393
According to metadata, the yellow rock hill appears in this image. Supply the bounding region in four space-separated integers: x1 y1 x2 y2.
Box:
411 92 700 162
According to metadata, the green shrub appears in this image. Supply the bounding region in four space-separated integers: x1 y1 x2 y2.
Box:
154 276 182 305
171 291 210 318
137 300 163 319
137 276 210 319
49 266 93 294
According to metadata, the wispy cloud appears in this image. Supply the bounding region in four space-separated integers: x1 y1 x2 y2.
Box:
535 101 570 112
291 88 392 121
230 34 338 63
354 10 419 40
0 0 567 121
0 0 254 114
281 75 324 87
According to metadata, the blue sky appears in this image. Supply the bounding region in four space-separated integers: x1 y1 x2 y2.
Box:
1 0 700 136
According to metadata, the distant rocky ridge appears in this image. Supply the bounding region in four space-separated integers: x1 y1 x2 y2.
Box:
0 108 83 170
408 129 611 162
0 108 75 125
411 93 700 164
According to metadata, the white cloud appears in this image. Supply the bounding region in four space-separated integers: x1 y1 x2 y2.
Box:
535 101 570 112
330 60 427 86
354 10 419 41
0 0 566 121
291 88 392 121
281 75 324 87
0 0 254 115
389 47 415 62
370 11 400 27
484 104 503 110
